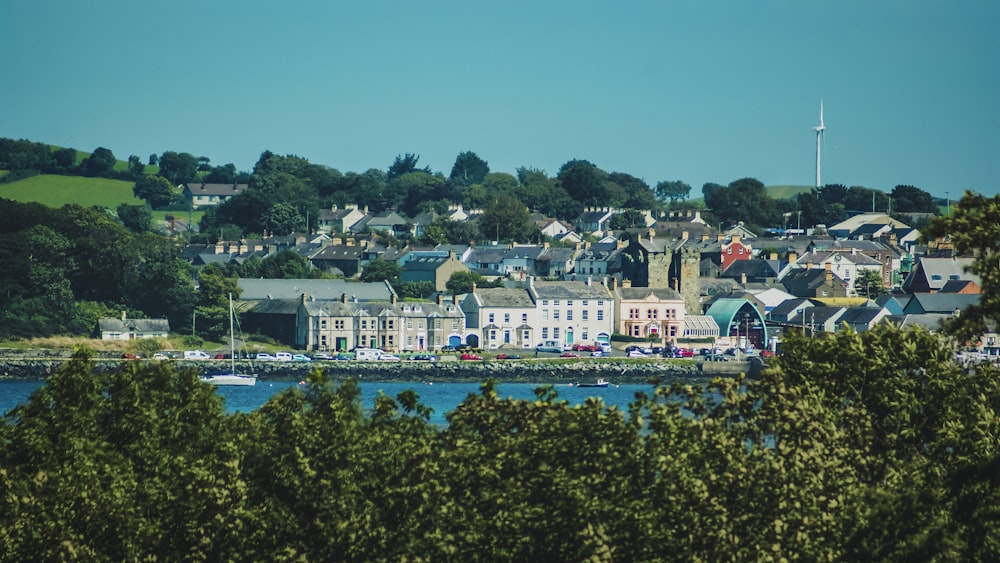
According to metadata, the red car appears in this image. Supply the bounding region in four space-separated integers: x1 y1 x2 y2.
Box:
560 352 580 358
675 348 695 358
460 353 483 361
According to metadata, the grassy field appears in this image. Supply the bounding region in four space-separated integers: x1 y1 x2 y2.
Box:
0 174 144 208
766 185 812 199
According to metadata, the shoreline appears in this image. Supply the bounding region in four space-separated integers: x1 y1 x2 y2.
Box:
0 355 756 385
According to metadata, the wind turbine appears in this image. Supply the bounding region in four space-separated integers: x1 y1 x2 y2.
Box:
812 99 826 188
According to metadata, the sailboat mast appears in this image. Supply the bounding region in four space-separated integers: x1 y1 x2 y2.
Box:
229 293 236 373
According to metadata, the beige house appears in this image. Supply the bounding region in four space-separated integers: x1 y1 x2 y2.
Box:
613 284 687 345
182 183 247 208
296 293 466 352
398 252 470 291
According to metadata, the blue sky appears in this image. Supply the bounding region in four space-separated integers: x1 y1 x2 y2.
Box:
3 1 997 198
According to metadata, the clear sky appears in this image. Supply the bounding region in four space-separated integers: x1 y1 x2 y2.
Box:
3 1 997 198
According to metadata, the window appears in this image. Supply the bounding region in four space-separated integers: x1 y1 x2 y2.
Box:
582 330 588 340
419 320 426 329
597 300 604 307
631 325 641 337
582 310 589 320
488 313 495 324
320 319 328 329
566 300 573 307
504 313 510 324
542 328 549 339
554 299 560 306
669 326 677 337
490 330 497 341
553 328 560 339
542 299 549 306
334 320 345 330
435 319 441 329
630 308 639 319
407 336 413 346
407 320 413 329
522 313 528 323
553 310 560 320
597 310 604 321
566 310 573 321
452 320 459 330
543 310 549 321
582 300 589 307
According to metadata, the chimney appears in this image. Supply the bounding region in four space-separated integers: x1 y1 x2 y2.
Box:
609 277 617 290
121 310 126 322
825 262 832 271
390 293 397 304
788 252 798 264
682 230 689 240
701 233 710 242
622 279 632 288
732 234 741 245
453 293 459 305
586 276 592 286
769 252 778 260
341 293 348 304
437 294 443 305
807 261 813 270
741 272 747 285
717 234 724 242
471 282 477 293
825 269 833 283
851 247 857 255
301 293 308 304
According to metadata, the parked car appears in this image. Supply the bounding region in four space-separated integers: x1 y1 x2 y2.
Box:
275 351 293 361
704 354 730 362
560 351 579 358
378 354 401 361
152 352 170 360
311 352 335 361
122 353 142 360
675 348 695 358
411 354 439 362
460 353 483 361
627 350 647 358
254 353 277 361
291 354 312 362
590 350 606 357
496 353 522 360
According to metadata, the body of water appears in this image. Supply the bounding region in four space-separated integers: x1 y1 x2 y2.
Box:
1 379 653 427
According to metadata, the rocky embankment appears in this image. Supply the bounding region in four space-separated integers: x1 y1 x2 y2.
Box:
0 349 756 384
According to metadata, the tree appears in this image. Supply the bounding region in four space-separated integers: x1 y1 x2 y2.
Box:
556 159 607 205
132 175 176 208
360 258 401 283
656 180 692 205
479 195 533 242
608 209 648 230
854 268 884 299
890 184 936 213
79 147 116 177
127 154 145 177
445 270 486 294
51 147 77 172
388 153 430 181
703 178 778 230
449 151 489 186
263 202 304 235
157 151 199 185
926 191 1000 341
116 204 152 233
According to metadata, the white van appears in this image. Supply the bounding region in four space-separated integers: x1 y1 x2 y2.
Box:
275 351 293 362
354 348 384 361
183 350 210 361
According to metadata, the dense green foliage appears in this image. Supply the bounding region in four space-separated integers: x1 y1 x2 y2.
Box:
2 326 998 561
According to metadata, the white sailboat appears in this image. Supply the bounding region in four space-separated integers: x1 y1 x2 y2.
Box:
200 295 257 386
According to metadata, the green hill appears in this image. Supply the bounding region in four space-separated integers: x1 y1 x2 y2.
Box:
0 174 144 208
766 185 812 199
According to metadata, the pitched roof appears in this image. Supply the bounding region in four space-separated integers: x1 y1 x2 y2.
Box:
533 280 612 300
474 287 536 308
183 183 247 196
237 279 394 301
97 318 170 333
615 287 684 301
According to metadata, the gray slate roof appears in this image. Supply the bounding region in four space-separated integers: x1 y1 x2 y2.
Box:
238 279 394 301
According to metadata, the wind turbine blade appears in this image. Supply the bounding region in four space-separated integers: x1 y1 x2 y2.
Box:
819 99 825 127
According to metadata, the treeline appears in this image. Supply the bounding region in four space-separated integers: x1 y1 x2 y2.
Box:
2 326 998 560
2 137 944 243
0 198 339 341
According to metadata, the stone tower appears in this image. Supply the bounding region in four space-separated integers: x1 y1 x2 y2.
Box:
647 251 672 288
678 245 701 315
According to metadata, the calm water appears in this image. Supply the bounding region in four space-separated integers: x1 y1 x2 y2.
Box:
0 379 653 427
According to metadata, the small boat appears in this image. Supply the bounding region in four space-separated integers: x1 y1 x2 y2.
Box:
576 378 610 388
201 294 257 387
